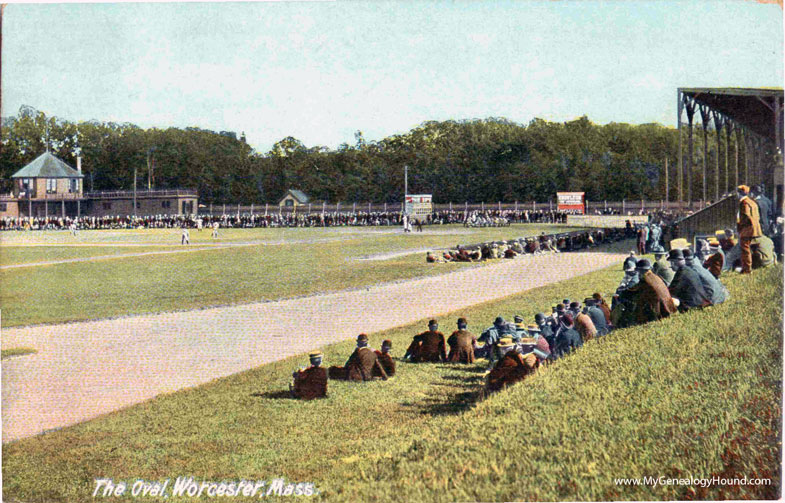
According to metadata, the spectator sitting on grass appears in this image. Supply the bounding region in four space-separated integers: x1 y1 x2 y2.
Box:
552 313 582 360
485 337 539 393
667 249 711 312
583 298 609 337
684 249 727 305
374 340 395 378
328 334 388 381
290 351 328 400
404 320 447 363
447 318 477 364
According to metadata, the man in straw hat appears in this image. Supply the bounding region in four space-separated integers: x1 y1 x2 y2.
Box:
736 185 762 274
485 337 539 393
290 351 328 400
703 236 725 279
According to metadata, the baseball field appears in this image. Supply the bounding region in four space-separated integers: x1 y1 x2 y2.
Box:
1 224 781 502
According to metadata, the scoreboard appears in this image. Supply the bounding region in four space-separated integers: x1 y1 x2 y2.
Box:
405 194 433 221
556 192 585 214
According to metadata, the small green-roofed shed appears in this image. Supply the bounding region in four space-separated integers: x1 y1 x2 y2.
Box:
11 152 84 179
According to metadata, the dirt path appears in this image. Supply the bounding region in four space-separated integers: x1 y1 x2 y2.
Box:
1 247 627 442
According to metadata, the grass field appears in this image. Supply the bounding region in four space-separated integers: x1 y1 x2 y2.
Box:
0 224 584 327
3 262 780 502
0 347 36 359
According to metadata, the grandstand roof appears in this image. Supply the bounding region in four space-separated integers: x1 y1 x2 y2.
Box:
11 152 84 179
679 87 783 142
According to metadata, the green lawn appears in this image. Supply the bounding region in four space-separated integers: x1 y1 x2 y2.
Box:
0 347 36 359
3 262 780 502
0 224 585 327
0 246 184 266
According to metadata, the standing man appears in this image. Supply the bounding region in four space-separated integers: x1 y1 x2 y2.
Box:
181 225 190 245
212 221 220 239
736 185 762 274
753 185 773 235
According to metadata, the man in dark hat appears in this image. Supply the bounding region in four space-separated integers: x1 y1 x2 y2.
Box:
447 317 477 364
291 351 328 400
620 258 678 325
652 249 675 286
404 320 447 363
668 249 711 311
573 301 597 342
479 316 516 366
737 185 762 274
374 340 396 377
684 249 727 305
485 337 539 393
329 334 388 381
535 313 556 351
552 313 583 359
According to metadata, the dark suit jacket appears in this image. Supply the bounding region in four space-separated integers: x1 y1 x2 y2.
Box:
410 330 447 362
374 351 396 377
486 351 538 393
292 366 327 400
625 270 678 323
447 329 476 363
669 266 711 309
346 347 387 381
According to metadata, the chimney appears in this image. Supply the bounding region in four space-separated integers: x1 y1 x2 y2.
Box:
77 156 82 173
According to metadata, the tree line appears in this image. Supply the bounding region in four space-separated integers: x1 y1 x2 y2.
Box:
1 105 743 205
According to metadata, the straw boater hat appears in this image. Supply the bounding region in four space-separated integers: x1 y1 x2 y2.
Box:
309 351 323 366
497 337 515 348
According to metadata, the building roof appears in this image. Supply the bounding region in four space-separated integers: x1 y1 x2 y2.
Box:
11 152 84 179
283 189 310 203
679 87 783 142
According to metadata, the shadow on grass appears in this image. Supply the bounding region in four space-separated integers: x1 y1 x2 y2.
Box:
251 390 294 400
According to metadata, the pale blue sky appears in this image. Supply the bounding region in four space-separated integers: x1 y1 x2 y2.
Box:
2 1 782 152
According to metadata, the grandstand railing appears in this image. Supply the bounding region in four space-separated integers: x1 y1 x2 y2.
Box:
671 195 738 244
84 189 198 199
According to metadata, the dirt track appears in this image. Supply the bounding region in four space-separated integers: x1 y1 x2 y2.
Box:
2 246 628 442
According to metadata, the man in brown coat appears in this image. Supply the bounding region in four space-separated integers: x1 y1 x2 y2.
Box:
329 334 388 381
404 320 447 362
592 292 612 327
573 303 597 342
703 238 724 279
374 339 396 377
622 259 678 325
447 317 476 363
485 338 539 393
737 185 763 274
291 351 328 400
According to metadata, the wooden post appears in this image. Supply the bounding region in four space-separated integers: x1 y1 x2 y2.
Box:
699 105 710 204
678 89 683 209
514 201 518 211
664 157 669 203
265 203 268 216
685 96 696 209
383 202 386 212
222 203 226 215
713 111 723 201
622 199 626 213
498 201 501 211
250 203 254 214
61 199 65 218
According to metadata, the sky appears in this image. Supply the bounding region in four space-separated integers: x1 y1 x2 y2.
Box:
2 0 783 153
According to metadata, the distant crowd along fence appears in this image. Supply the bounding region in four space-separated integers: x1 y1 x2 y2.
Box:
199 200 705 216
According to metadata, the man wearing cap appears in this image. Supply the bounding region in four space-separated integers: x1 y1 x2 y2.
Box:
751 233 776 269
291 351 328 400
652 249 675 286
616 257 640 296
552 313 583 360
668 249 711 311
703 238 725 279
621 258 678 325
584 298 609 337
737 185 762 274
404 320 447 363
485 338 539 393
685 249 727 305
374 340 396 377
329 334 388 381
447 318 477 364
478 316 517 365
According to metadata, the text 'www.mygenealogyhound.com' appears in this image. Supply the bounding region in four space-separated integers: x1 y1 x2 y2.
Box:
614 476 771 488
93 478 318 498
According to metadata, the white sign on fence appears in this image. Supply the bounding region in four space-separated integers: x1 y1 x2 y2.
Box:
404 194 432 219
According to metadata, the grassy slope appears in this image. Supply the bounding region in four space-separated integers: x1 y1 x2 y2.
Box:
0 224 581 327
3 263 780 502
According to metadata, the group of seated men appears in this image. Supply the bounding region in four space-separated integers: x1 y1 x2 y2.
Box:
427 229 626 263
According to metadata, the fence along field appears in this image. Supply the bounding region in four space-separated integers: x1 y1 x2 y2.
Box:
2 260 780 502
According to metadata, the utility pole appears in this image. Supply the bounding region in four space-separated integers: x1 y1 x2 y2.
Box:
133 166 137 217
404 165 408 197
665 157 669 203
